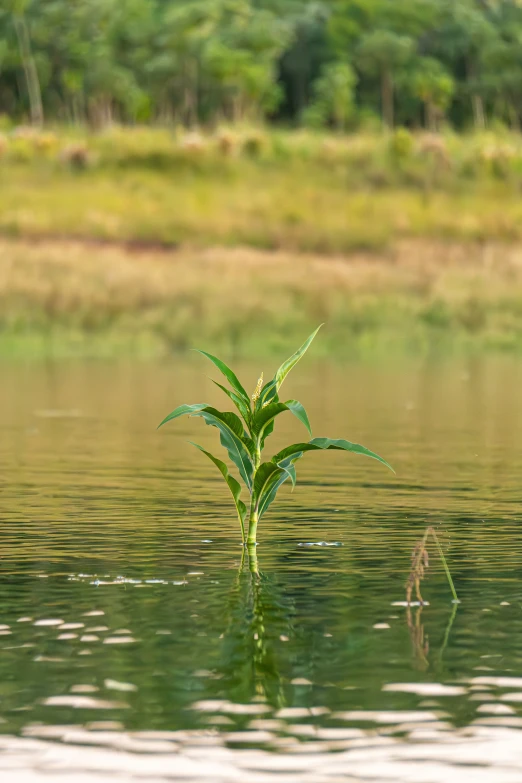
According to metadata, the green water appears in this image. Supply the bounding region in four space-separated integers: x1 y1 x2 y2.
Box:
1 356 522 781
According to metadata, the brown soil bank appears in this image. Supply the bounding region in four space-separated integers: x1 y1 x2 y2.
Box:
1 237 522 358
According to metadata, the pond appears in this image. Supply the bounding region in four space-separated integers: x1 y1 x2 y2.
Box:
0 355 522 782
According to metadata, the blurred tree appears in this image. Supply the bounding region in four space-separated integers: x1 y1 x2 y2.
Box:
304 61 357 130
1 0 522 130
412 57 455 130
356 29 414 128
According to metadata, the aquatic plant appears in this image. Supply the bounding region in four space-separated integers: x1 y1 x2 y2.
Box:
406 525 459 604
158 326 394 546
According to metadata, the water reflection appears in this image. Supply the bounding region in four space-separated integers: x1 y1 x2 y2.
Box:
0 356 522 781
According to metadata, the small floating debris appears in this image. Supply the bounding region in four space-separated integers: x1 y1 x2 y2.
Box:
298 542 343 548
373 623 391 630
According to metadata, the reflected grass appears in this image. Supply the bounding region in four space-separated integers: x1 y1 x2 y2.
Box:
2 238 522 359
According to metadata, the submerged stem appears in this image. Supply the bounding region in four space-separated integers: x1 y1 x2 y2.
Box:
247 542 259 576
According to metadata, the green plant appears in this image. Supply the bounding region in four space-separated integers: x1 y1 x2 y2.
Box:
158 326 394 546
407 526 459 604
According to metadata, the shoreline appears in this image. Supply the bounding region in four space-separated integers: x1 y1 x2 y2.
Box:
1 237 522 359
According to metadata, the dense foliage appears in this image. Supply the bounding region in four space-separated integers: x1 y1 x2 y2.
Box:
2 0 522 130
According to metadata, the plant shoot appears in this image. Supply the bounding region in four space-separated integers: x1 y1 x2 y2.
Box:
158 326 394 546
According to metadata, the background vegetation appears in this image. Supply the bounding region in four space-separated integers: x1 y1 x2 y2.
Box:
3 0 522 358
2 0 522 132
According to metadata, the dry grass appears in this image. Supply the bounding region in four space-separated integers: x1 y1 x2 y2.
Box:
2 237 522 357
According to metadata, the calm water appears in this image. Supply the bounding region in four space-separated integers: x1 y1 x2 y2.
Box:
1 356 522 782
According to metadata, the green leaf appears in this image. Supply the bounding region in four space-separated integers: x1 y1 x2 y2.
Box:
276 451 303 489
211 379 251 425
258 453 303 517
257 378 278 410
158 403 254 489
272 438 395 473
252 402 289 438
194 350 250 402
284 400 312 437
274 325 323 392
199 408 254 489
157 403 209 429
259 419 275 450
252 399 312 449
190 443 247 541
253 462 286 508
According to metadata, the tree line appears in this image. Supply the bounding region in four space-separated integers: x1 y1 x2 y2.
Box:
1 0 522 131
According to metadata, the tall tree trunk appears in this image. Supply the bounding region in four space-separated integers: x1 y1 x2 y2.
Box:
472 93 485 130
466 58 485 130
381 67 394 129
13 13 43 127
426 101 437 132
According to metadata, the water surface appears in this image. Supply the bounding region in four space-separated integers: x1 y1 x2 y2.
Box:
0 356 522 782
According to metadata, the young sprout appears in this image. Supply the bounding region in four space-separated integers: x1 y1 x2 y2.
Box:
158 326 394 546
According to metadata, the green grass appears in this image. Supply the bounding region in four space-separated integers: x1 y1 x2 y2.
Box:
2 126 522 252
2 126 522 358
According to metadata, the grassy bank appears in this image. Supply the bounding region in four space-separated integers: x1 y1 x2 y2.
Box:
2 127 522 358
2 127 522 253
1 238 522 359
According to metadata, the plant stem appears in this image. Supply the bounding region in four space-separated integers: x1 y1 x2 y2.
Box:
247 542 259 576
247 506 258 546
246 435 261 546
428 526 459 603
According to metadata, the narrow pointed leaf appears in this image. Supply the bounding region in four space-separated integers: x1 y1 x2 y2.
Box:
274 325 323 392
199 408 254 489
276 451 303 489
258 453 303 517
194 349 250 402
252 400 312 448
211 379 251 425
158 403 254 489
253 462 285 507
252 402 289 438
309 437 395 472
284 400 312 437
260 419 275 450
157 403 209 429
272 438 394 473
190 443 247 539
